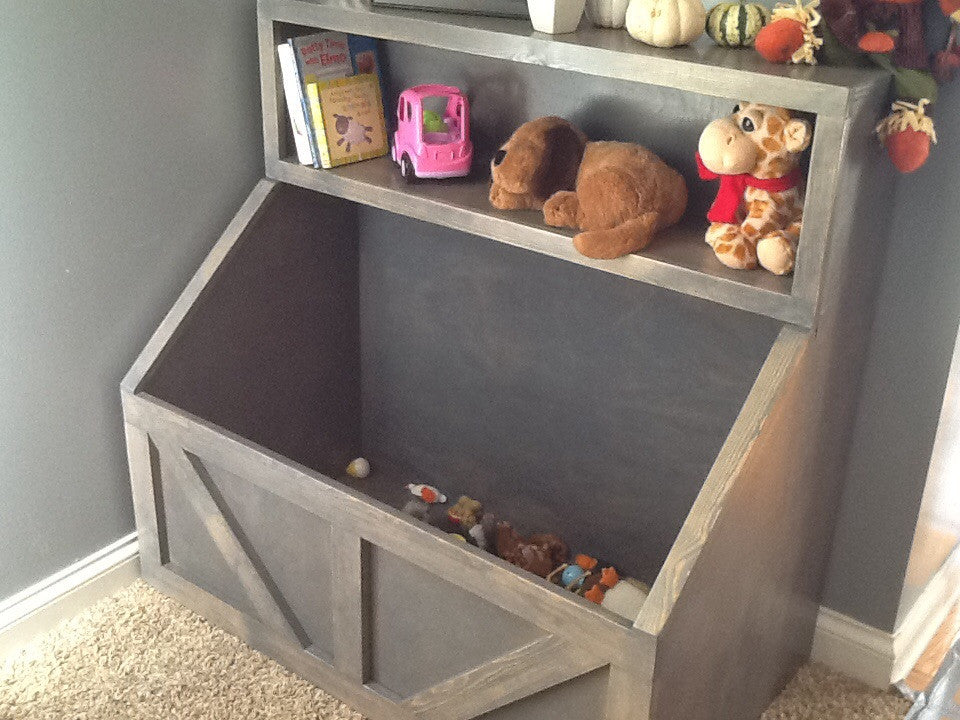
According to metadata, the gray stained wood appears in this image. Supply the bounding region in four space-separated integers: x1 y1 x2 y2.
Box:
120 3 897 718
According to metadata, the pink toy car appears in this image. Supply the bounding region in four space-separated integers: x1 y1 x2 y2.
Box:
392 85 472 181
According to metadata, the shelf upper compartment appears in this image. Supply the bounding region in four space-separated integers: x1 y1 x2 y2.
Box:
268 156 807 324
259 0 886 116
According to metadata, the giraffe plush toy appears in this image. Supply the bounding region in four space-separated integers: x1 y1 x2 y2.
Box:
696 103 813 275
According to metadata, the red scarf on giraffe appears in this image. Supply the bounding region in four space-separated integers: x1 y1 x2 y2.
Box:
695 152 801 224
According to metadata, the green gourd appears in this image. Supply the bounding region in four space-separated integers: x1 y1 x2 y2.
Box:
706 1 770 47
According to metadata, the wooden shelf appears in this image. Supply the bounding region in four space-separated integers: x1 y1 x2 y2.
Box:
260 0 886 115
268 156 807 324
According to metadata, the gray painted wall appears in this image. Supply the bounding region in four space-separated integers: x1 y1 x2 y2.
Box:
821 79 960 632
0 0 262 599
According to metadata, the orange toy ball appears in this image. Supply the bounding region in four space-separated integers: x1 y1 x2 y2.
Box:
755 18 806 63
575 554 598 571
885 128 932 173
858 31 896 53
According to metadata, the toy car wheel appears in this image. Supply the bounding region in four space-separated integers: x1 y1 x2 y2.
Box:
400 154 415 183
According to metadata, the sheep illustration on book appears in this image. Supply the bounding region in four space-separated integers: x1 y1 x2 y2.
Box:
334 114 373 153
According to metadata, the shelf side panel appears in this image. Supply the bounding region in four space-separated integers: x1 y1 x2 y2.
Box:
650 327 816 720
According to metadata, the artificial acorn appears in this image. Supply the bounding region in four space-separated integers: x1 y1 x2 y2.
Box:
876 99 937 173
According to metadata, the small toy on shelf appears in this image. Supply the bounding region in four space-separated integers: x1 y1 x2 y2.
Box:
345 457 371 478
469 513 497 551
495 522 569 578
406 483 447 504
448 496 484 529
696 103 812 275
706 1 771 47
624 0 706 47
491 116 688 259
754 0 823 64
876 99 937 173
392 85 472 182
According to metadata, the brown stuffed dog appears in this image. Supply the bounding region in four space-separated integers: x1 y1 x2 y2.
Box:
489 116 587 211
490 117 688 259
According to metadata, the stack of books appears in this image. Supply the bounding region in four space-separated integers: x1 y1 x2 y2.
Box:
277 32 388 169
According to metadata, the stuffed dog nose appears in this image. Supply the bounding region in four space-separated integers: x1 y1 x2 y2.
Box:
493 149 507 166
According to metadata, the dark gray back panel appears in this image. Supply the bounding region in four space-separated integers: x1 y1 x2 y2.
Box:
143 185 363 474
381 41 769 218
359 207 780 582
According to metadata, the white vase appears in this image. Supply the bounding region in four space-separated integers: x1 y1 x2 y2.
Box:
527 0 587 33
585 0 630 27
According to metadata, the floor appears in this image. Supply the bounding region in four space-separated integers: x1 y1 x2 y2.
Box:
0 580 911 720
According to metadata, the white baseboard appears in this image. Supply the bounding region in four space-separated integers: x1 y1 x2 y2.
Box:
0 532 141 659
812 543 960 689
811 607 895 688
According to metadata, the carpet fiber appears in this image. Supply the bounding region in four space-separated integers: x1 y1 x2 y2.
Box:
0 580 910 720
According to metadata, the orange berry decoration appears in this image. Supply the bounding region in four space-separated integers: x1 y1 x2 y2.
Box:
575 554 598 571
755 0 823 64
858 31 896 54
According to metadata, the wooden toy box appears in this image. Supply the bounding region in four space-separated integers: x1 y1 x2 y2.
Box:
121 2 893 719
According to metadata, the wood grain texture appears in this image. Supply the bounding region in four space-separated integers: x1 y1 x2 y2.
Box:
650 334 818 720
124 390 653 670
790 114 847 317
258 0 885 114
122 420 166 575
330 532 369 684
401 636 606 720
636 325 808 634
157 440 303 646
605 663 651 720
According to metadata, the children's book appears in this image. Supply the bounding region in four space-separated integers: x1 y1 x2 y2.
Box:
283 32 385 167
306 74 388 169
276 42 316 166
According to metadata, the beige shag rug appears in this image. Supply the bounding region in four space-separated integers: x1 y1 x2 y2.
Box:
0 580 910 720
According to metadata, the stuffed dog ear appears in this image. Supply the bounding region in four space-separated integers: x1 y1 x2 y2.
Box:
490 117 586 210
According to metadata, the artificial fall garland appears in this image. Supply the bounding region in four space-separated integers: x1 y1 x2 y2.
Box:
751 0 956 172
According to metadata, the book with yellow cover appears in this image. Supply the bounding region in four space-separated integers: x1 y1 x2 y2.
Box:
306 74 388 169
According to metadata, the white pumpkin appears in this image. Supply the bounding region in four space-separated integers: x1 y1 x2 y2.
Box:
625 0 706 47
585 0 631 27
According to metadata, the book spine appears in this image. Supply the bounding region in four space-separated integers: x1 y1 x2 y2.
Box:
276 43 314 166
288 40 320 168
306 83 333 169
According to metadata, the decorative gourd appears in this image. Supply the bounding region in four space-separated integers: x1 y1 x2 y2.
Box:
625 0 707 48
706 1 770 47
586 0 631 27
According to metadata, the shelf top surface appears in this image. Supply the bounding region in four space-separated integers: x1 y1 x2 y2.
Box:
261 0 887 115
270 156 808 325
